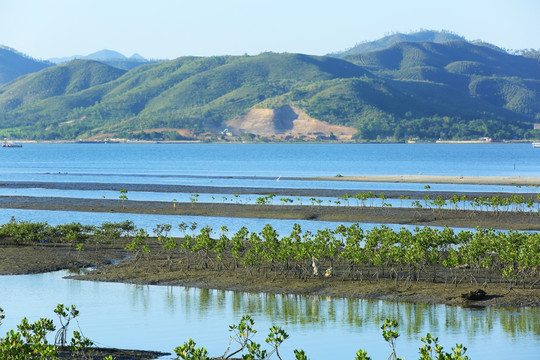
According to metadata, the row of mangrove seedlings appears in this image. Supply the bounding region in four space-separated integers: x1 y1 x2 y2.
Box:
118 186 540 214
2 218 538 288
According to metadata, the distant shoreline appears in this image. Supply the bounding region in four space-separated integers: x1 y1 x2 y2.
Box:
4 139 537 145
309 175 540 186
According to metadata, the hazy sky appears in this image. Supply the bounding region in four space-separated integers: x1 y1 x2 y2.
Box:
1 0 539 60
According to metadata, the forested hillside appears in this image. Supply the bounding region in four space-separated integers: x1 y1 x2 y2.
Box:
0 46 52 84
0 33 539 141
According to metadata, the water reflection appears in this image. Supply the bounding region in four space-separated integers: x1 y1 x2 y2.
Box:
0 271 538 360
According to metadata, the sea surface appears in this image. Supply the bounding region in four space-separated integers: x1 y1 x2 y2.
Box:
1 142 540 182
1 143 539 359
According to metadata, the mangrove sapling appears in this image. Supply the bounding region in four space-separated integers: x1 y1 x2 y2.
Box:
367 191 375 207
265 326 289 360
54 304 79 347
256 196 269 205
68 331 94 359
194 226 215 269
0 316 57 359
162 236 178 269
66 230 77 255
174 338 210 360
222 315 259 359
180 234 196 269
189 222 199 236
379 192 387 208
418 333 469 360
215 226 229 270
0 304 94 359
178 222 188 236
294 349 310 360
354 319 470 360
125 228 151 263
354 349 372 360
190 193 199 206
381 319 401 360
119 189 128 209
280 197 293 205
153 223 172 251
242 232 264 276
231 227 248 274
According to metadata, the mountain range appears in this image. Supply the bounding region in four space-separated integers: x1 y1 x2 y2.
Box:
0 31 539 142
48 49 157 71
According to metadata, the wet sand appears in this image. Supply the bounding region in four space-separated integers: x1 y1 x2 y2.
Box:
310 174 540 186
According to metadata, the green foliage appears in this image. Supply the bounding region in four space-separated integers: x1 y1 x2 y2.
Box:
1 41 539 141
0 317 57 359
119 189 128 208
0 304 93 360
265 326 289 360
419 333 469 360
354 349 372 360
294 349 310 360
174 339 210 360
125 228 150 258
356 319 470 360
381 319 402 360
0 217 51 244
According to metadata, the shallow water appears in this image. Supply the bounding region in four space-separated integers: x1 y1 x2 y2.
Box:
0 271 538 360
1 143 540 180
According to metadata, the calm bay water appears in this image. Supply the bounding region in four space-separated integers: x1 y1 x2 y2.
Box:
1 143 539 359
1 143 539 182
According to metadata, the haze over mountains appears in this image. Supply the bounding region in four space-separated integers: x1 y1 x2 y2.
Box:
0 30 539 141
48 49 157 71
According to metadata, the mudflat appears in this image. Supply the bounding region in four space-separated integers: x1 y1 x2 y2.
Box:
1 195 540 230
310 174 540 186
1 241 538 308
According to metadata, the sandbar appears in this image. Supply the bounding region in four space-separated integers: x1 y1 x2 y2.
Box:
308 175 540 186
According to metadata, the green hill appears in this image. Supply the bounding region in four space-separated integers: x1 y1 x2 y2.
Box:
329 30 466 58
0 46 52 84
0 40 539 142
343 40 540 122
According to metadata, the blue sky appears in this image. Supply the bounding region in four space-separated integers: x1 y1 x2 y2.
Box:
1 0 539 60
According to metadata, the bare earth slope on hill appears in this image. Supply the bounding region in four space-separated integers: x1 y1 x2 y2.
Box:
227 105 357 139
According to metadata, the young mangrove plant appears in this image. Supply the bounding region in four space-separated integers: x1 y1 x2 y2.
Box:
0 304 94 360
119 189 128 209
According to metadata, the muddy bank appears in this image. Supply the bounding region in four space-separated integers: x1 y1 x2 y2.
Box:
56 347 168 360
1 195 540 230
79 257 540 308
0 243 127 275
